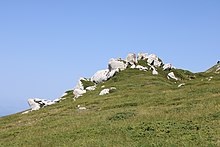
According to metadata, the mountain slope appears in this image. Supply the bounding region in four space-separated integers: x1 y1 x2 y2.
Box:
1 65 220 146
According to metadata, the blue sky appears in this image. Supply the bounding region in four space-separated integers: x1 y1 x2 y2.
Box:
0 0 220 116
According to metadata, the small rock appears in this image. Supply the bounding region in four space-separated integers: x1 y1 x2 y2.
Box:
99 89 110 96
77 105 86 110
178 83 185 88
167 72 179 81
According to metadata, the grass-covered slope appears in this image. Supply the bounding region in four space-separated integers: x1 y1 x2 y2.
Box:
0 68 220 146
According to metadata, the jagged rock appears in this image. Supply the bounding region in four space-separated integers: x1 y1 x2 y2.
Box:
167 72 179 81
86 85 96 91
163 63 173 71
216 67 220 72
137 53 148 60
178 83 185 88
91 69 118 84
108 58 127 71
27 98 55 111
126 53 137 65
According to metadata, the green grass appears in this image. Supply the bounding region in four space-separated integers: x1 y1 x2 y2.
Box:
0 66 220 146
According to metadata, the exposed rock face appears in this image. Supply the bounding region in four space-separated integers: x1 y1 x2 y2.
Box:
73 78 88 98
126 53 137 65
108 58 127 71
167 72 179 81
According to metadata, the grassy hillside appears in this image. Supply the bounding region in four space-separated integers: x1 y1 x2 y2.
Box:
1 67 220 146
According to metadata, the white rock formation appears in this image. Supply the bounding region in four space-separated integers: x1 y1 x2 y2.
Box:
108 58 127 71
27 98 55 111
147 54 162 67
167 72 179 81
126 53 137 65
163 63 173 71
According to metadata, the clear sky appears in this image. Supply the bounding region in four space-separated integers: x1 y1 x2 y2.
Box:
0 0 220 116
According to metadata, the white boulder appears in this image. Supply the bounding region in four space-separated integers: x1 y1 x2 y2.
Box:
108 58 127 71
73 89 86 98
126 53 137 65
99 89 110 96
86 85 96 91
147 54 162 67
91 69 117 84
152 69 158 75
77 105 87 110
163 63 173 71
167 72 179 81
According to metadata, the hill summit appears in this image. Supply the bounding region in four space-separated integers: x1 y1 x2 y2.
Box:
1 52 220 146
24 52 184 113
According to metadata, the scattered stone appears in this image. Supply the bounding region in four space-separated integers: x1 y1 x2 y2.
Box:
101 85 105 88
167 72 179 81
178 83 185 88
77 105 86 110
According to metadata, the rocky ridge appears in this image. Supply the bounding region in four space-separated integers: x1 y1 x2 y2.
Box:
23 52 179 113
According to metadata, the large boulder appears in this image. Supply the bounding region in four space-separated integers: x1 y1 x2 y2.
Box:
91 69 117 84
163 63 173 71
126 53 137 65
108 58 127 71
147 54 162 67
